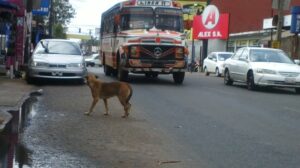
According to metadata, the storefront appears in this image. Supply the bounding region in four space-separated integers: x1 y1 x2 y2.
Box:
0 1 18 70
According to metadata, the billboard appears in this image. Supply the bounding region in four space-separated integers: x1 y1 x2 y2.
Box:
178 0 207 40
32 0 50 16
193 5 229 40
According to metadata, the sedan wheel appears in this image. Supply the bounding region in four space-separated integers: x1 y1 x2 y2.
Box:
215 68 221 77
224 70 233 85
204 67 209 76
247 72 257 90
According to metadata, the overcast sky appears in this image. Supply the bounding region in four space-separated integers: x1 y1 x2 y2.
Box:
68 0 124 34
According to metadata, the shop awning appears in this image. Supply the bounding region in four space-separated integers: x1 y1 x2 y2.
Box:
0 1 18 10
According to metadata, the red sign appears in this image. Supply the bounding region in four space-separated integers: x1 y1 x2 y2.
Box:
193 5 229 40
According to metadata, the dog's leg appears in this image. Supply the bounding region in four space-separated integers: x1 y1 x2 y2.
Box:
119 97 130 118
103 99 109 116
124 103 131 118
85 97 99 115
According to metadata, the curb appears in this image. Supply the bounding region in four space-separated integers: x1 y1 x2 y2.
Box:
0 110 12 132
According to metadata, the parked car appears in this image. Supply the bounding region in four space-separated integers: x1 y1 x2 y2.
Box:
203 51 233 76
223 47 300 93
85 53 102 67
26 39 87 84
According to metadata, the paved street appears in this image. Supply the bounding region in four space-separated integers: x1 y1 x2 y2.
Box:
20 67 300 168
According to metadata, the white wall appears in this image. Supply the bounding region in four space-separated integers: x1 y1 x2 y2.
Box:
208 39 227 53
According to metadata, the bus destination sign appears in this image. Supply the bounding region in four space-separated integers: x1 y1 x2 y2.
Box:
137 0 172 6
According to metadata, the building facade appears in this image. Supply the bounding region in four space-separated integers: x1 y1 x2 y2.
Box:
210 0 300 59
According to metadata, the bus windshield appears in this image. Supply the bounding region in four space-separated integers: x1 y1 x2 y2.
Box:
155 8 183 32
121 7 154 30
120 7 183 32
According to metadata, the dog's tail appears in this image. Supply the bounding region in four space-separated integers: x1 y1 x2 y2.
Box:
126 84 133 103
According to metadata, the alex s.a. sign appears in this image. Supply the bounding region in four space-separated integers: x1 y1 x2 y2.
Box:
193 5 229 40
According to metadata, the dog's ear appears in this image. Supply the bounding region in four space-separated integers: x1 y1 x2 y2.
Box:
95 75 99 79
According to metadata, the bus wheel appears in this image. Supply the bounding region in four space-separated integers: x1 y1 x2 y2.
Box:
104 65 111 76
173 72 185 84
117 66 128 81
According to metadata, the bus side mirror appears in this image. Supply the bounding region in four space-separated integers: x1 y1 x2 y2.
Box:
114 15 120 25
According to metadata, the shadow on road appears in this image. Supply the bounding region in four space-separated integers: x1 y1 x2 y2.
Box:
232 84 298 95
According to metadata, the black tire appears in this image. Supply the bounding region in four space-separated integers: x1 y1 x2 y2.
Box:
215 68 221 77
247 71 257 90
25 72 34 84
224 69 233 85
104 65 111 76
173 72 185 84
204 67 209 76
295 88 300 94
117 66 128 81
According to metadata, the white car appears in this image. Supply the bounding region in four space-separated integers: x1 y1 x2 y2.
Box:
85 53 102 67
203 52 233 76
26 39 87 84
223 47 300 93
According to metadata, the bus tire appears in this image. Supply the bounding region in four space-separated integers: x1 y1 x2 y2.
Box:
104 65 111 76
117 66 128 81
173 72 185 84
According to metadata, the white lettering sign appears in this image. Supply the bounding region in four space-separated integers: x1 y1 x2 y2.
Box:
198 31 223 38
137 0 171 6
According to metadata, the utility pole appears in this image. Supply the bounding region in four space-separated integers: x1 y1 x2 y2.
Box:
275 0 284 47
49 0 53 38
201 0 211 71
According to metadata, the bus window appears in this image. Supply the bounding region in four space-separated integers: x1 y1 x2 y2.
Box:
155 8 183 32
121 7 154 30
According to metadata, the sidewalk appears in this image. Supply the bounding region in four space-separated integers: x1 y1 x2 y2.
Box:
0 75 35 132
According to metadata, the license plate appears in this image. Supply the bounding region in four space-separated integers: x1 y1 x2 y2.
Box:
52 72 63 76
285 77 296 84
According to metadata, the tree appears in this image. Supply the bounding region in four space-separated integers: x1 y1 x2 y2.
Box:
52 0 76 26
53 24 66 39
51 0 76 38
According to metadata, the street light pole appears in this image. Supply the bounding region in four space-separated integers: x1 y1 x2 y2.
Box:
276 0 284 46
49 0 53 38
201 0 211 71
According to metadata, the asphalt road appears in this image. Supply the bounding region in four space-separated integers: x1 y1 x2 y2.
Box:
21 67 300 168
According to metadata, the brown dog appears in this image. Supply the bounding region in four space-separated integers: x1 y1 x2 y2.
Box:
85 74 132 118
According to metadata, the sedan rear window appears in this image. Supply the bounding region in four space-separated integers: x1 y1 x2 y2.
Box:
34 41 81 55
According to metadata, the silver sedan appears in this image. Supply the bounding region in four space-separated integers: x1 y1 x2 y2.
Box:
223 47 300 93
26 39 87 84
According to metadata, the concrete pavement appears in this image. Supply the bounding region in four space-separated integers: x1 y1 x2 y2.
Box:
0 75 35 132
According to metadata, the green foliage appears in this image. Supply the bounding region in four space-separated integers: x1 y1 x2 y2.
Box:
53 0 76 26
32 0 75 26
53 24 66 39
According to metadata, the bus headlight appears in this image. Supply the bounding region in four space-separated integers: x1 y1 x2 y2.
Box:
130 46 140 58
175 47 184 59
